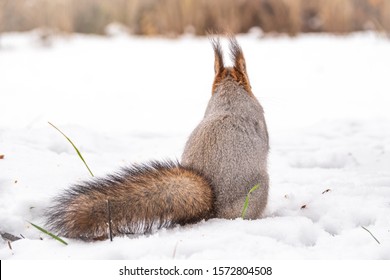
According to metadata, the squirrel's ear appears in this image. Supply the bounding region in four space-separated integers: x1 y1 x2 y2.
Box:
211 38 224 75
229 37 252 94
229 37 247 75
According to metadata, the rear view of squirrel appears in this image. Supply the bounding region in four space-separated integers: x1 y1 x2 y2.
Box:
46 37 269 241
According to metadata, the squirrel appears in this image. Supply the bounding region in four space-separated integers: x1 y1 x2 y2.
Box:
45 37 269 241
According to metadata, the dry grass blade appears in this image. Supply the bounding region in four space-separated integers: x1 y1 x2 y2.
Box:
241 184 260 219
29 222 68 245
1 231 21 242
48 122 94 177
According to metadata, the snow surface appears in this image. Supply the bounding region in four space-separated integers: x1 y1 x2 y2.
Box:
0 31 390 259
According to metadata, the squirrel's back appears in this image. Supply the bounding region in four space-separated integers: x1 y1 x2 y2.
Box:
182 37 269 219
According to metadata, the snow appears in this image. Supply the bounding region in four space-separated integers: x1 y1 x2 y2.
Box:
1 31 390 259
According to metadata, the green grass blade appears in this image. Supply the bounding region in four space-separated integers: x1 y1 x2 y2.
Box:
48 122 94 177
28 222 68 245
361 226 381 244
241 184 260 219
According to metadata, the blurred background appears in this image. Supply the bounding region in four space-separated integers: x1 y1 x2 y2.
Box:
1 0 389 37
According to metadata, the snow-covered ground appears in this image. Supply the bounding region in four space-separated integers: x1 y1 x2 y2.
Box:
0 31 389 259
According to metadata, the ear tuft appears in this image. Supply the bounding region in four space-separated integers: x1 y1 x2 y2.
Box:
229 37 247 74
211 37 224 75
229 37 252 95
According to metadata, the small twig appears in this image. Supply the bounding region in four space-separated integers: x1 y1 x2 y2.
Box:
322 189 331 194
107 200 113 242
172 241 180 259
361 226 381 244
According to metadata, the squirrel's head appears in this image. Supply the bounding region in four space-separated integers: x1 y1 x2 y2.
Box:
211 37 253 96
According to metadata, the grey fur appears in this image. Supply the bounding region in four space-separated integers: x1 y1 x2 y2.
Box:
182 38 269 219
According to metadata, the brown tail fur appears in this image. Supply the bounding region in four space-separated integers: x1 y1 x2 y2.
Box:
45 161 214 240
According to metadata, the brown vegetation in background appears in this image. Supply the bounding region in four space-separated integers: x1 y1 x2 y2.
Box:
0 0 389 36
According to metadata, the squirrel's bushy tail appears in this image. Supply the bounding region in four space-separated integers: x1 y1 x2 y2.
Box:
45 161 214 241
